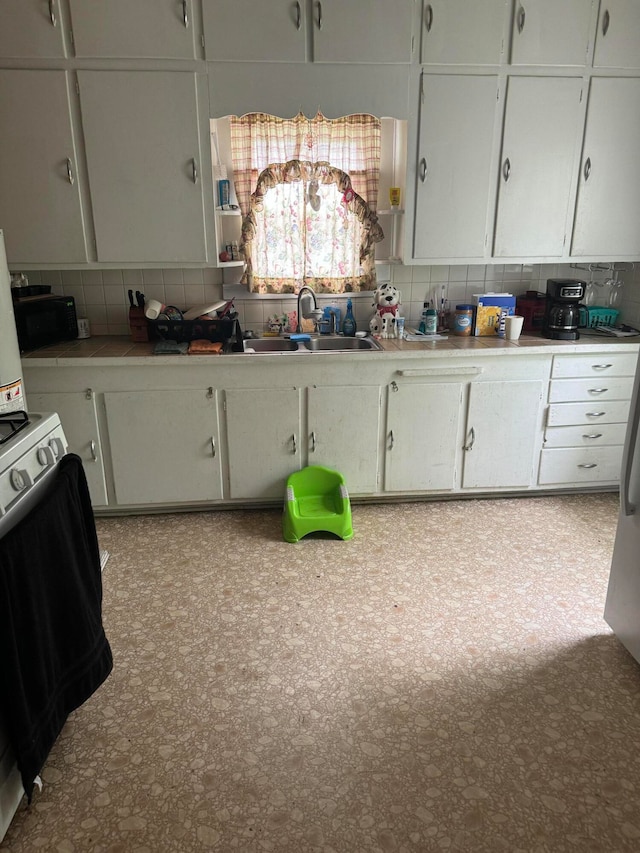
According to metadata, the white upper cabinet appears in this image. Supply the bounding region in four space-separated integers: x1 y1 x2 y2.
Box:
571 77 640 259
77 71 209 264
312 0 414 63
0 70 87 265
68 0 197 59
413 74 499 261
593 0 640 69
203 0 414 63
493 76 583 258
420 0 507 66
0 0 66 58
509 0 595 66
203 0 306 62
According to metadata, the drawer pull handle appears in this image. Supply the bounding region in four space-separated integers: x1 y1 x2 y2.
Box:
588 388 608 394
182 0 189 27
49 0 57 26
295 0 301 30
517 4 526 32
210 437 216 458
586 412 606 417
310 431 316 452
90 440 97 462
583 433 603 439
592 364 612 370
578 463 598 469
602 8 610 36
389 430 395 450
291 434 297 455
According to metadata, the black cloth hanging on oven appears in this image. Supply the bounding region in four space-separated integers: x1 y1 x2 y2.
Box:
0 453 113 802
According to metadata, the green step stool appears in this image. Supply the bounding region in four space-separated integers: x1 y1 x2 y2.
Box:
283 465 353 543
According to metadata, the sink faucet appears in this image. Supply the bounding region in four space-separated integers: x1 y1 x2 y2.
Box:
297 285 322 333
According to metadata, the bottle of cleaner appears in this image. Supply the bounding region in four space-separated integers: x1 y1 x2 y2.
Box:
418 301 429 334
342 298 357 336
425 307 438 335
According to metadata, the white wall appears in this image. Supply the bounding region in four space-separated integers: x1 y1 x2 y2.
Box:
17 261 623 337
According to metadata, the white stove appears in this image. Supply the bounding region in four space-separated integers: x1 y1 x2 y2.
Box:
0 412 68 538
0 410 68 842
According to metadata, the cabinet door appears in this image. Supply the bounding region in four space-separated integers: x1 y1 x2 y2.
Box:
69 0 196 59
493 77 582 258
462 380 543 489
571 78 640 258
225 388 301 499
202 0 306 61
413 74 499 260
0 0 66 57
385 382 462 492
593 0 640 69
104 390 222 505
313 0 414 63
77 71 208 263
28 391 108 507
0 71 87 265
510 0 594 66
420 0 507 65
308 386 381 494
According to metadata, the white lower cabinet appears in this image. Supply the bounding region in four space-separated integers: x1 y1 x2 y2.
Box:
103 390 222 505
385 382 463 492
28 390 108 507
462 380 544 489
225 388 301 500
307 385 381 495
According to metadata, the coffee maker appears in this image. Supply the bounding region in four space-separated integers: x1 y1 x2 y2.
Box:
542 278 586 340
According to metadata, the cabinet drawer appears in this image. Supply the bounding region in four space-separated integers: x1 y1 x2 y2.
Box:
543 423 627 448
551 352 638 378
549 376 633 403
538 446 623 485
547 400 631 427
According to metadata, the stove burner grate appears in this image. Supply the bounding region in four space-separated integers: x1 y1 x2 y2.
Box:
0 410 30 445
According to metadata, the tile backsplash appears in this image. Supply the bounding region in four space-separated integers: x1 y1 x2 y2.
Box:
18 262 629 336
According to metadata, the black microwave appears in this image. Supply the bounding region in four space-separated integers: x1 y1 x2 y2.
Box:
12 295 78 351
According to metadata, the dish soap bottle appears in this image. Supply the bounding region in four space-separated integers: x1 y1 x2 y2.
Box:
342 298 357 336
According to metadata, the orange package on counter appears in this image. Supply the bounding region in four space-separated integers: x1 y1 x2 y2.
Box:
188 339 223 354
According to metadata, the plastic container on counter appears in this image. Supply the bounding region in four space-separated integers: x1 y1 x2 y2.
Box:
453 304 474 336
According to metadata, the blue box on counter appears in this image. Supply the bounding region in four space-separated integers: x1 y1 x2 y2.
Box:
473 292 516 336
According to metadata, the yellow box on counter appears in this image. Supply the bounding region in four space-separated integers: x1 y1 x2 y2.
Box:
474 305 502 336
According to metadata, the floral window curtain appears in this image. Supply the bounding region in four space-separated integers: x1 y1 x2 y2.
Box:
229 112 383 294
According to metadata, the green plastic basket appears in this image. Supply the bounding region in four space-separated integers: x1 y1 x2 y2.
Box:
579 306 620 328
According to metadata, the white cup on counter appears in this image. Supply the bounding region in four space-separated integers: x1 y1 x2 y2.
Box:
504 314 524 341
77 317 91 339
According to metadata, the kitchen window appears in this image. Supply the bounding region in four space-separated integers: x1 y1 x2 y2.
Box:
225 112 384 294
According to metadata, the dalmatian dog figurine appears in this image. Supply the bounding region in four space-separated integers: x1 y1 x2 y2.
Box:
370 283 401 339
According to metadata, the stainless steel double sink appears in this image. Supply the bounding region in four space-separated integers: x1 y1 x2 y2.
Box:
242 335 383 354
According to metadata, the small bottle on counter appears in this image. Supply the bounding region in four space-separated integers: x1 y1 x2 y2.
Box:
418 302 429 334
425 307 438 335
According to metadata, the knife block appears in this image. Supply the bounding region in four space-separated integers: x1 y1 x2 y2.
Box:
129 306 149 342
